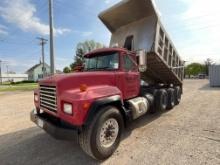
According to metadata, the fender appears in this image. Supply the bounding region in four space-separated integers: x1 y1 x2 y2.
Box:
84 95 132 126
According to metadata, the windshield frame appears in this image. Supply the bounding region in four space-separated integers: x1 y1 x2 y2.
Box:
84 51 120 71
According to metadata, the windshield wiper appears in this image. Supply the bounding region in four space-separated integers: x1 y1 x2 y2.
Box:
85 67 115 71
85 67 97 71
96 67 115 70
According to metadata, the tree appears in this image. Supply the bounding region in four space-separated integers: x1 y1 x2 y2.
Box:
70 40 105 70
63 40 105 72
63 67 71 73
185 63 206 76
70 47 85 70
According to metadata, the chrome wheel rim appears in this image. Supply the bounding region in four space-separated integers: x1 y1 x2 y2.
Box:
99 118 119 148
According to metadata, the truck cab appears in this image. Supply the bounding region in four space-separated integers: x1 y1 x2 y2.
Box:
84 48 140 99
33 48 142 124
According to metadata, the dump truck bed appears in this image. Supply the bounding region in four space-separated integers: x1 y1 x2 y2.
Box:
99 0 184 85
144 52 183 85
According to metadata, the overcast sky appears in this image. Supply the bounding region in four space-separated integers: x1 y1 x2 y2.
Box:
0 0 220 73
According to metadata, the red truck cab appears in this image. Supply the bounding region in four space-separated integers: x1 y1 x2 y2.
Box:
33 48 140 125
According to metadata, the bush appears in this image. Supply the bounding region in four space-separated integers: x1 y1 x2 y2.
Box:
21 80 35 83
10 80 35 85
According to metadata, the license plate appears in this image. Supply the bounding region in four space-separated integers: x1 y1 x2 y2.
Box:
34 109 44 114
37 118 44 128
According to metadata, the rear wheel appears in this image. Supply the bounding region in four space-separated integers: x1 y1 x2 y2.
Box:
166 88 175 110
78 106 124 160
174 86 181 105
153 89 168 112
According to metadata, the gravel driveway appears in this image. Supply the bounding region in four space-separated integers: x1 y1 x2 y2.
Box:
0 80 219 165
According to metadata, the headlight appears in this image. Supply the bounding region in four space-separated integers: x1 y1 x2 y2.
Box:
34 94 39 102
63 103 73 115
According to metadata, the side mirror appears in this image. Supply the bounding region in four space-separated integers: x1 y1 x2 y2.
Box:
137 50 147 72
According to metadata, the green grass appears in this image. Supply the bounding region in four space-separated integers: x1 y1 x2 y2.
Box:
0 83 38 92
2 82 11 85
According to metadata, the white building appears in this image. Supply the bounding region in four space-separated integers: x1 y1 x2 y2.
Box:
1 73 28 83
26 62 51 82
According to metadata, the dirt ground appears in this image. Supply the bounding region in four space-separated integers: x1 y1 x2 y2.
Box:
0 80 219 165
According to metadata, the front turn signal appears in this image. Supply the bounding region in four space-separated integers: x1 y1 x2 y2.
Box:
82 102 90 110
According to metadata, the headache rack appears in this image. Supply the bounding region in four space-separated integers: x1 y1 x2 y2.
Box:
39 85 57 112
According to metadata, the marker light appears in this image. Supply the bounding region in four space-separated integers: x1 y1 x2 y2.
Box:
80 84 88 92
82 102 90 110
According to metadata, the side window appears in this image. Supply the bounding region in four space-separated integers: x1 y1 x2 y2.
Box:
123 55 136 72
124 35 134 51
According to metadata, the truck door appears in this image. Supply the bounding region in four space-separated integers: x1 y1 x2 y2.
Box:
122 53 140 99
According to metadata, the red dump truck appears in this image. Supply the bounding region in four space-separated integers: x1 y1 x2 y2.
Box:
31 0 184 160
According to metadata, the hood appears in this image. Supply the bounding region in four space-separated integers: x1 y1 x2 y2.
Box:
39 71 116 93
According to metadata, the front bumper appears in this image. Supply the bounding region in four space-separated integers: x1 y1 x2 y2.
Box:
30 109 78 140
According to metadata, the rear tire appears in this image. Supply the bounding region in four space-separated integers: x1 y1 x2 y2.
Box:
153 89 168 112
174 86 181 105
166 88 175 110
78 106 124 160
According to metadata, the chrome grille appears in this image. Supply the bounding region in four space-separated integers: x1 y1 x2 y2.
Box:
40 85 57 112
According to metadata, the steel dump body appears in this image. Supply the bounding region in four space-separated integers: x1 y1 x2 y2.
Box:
99 0 184 85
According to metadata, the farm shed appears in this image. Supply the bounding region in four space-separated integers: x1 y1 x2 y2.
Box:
209 65 220 87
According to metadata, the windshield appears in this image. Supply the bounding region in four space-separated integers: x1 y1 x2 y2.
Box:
84 52 119 71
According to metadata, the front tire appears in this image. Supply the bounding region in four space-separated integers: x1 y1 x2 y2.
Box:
78 106 124 160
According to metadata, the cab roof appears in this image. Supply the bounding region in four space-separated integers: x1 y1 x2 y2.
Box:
84 47 128 57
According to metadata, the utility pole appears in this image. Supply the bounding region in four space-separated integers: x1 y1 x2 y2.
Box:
6 65 9 81
49 0 55 75
37 37 48 77
0 60 8 84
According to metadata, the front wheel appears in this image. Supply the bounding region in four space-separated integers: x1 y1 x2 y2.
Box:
78 106 124 160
